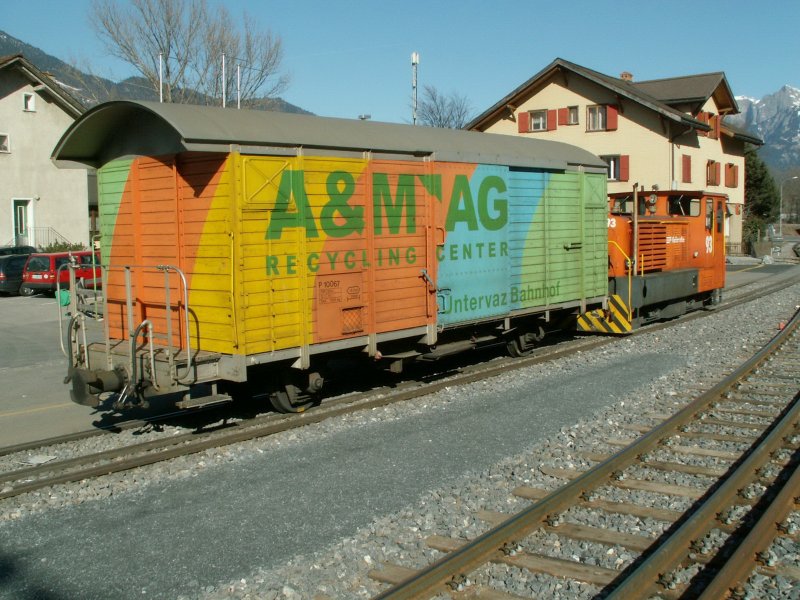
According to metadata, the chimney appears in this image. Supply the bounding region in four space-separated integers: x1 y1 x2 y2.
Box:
620 71 633 82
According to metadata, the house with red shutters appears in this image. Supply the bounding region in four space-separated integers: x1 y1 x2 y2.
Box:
467 58 762 247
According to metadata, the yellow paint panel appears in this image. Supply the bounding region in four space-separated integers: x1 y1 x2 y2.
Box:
235 154 371 356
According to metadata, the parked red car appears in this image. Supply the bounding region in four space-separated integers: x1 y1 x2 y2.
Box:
20 251 101 296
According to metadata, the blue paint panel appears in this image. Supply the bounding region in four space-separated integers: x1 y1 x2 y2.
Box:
507 169 548 310
436 165 511 326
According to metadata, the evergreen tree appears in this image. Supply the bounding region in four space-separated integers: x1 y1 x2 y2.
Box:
743 145 778 242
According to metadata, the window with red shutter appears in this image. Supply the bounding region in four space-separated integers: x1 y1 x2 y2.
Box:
725 163 739 188
547 109 557 131
587 105 606 131
707 160 721 186
697 112 710 137
709 115 719 140
567 106 578 125
517 111 530 133
682 155 692 183
606 105 619 131
619 155 629 181
600 155 628 181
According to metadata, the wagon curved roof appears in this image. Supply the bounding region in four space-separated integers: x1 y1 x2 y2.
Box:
52 100 606 172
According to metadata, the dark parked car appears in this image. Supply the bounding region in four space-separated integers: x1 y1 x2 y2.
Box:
20 251 101 296
0 245 36 257
0 254 30 295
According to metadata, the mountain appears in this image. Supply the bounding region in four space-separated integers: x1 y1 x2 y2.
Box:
728 85 800 173
0 29 310 115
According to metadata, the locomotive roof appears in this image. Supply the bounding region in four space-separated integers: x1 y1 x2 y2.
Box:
52 100 606 172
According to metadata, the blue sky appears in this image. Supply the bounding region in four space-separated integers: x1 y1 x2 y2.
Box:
4 0 800 123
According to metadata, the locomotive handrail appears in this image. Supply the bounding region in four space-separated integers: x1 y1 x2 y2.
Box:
607 240 633 322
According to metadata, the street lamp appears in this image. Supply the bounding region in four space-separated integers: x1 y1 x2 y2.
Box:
779 176 799 239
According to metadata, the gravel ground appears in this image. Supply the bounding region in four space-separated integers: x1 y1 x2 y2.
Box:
0 280 798 599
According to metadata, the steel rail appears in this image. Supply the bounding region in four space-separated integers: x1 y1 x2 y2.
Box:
0 335 611 501
3 266 797 460
3 277 798 502
697 457 800 599
372 308 800 599
605 381 799 597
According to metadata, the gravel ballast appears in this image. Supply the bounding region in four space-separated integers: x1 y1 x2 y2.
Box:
0 280 798 599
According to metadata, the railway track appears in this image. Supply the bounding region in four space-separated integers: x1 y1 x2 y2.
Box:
1 273 798 503
367 306 800 598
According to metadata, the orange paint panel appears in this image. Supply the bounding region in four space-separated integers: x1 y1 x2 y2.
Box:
101 153 231 352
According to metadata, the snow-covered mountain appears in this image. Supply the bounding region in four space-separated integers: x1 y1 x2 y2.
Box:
728 85 800 172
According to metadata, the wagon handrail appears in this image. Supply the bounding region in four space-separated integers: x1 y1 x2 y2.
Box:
156 264 194 383
56 260 76 358
104 263 194 385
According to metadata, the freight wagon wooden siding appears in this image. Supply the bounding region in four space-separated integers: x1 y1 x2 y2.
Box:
369 160 433 334
236 155 433 356
98 153 609 359
430 166 608 325
98 154 235 353
505 170 607 313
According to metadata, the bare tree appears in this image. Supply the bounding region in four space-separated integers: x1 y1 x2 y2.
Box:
417 85 472 129
90 0 288 106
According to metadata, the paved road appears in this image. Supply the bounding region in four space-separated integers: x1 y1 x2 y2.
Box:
1 264 798 448
0 294 98 446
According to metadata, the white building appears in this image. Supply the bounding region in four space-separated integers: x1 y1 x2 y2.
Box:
0 54 93 249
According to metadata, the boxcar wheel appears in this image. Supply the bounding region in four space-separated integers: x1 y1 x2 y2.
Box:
270 384 315 413
506 337 533 357
506 325 545 358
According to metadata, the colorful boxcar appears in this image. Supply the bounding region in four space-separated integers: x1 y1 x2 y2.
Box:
53 101 609 411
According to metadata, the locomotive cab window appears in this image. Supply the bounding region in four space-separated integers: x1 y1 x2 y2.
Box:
667 195 699 217
705 198 713 230
610 196 632 214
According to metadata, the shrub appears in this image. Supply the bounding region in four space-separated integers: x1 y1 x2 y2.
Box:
39 241 87 253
